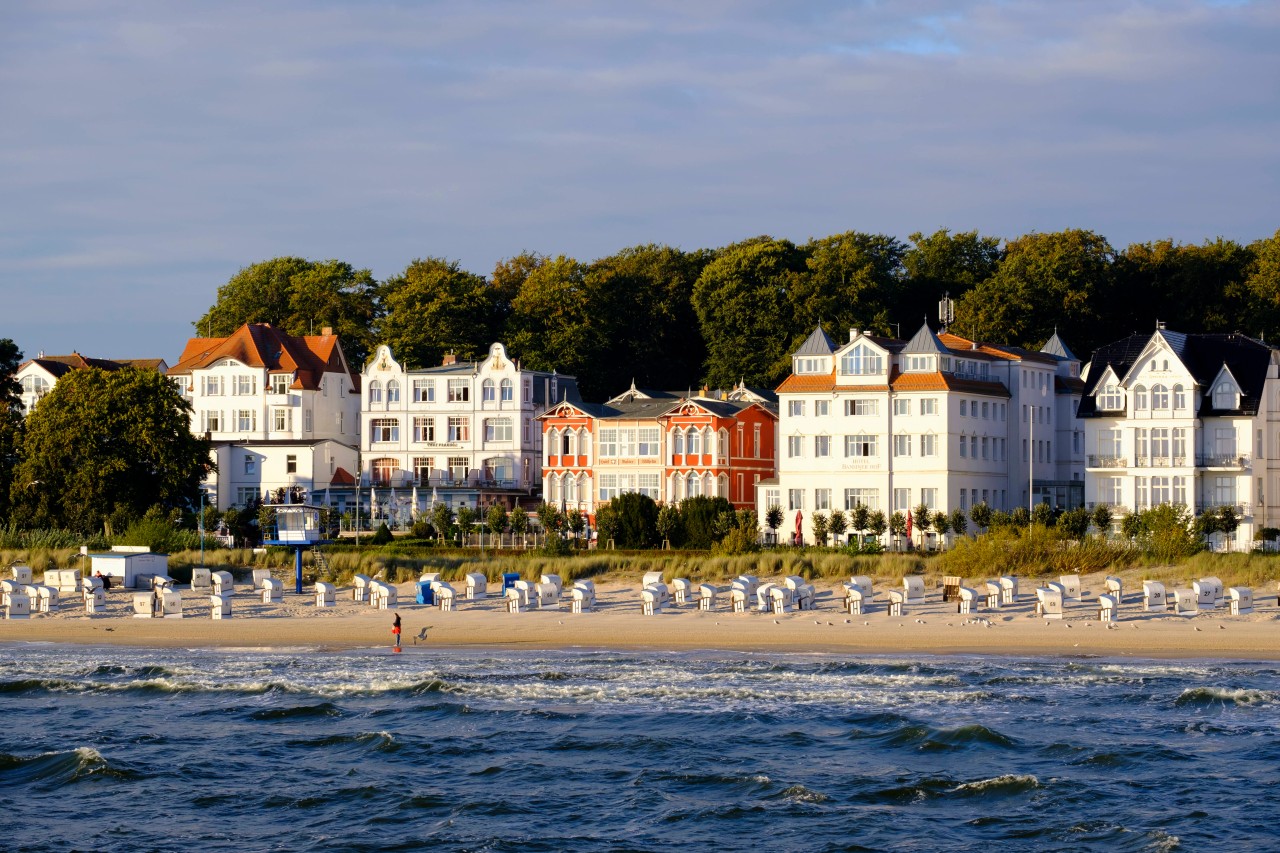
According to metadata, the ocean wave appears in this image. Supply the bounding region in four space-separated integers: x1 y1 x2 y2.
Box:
284 731 399 752
949 774 1040 797
878 722 1018 752
1174 687 1274 708
770 784 830 803
0 746 140 786
247 701 345 721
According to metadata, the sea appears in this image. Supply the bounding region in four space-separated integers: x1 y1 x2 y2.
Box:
1 645 1277 852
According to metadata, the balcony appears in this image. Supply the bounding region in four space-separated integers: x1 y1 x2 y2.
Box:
1195 454 1251 469
1087 455 1127 469
1134 456 1188 468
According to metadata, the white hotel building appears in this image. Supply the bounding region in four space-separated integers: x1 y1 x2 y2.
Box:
1080 327 1280 548
760 324 1084 544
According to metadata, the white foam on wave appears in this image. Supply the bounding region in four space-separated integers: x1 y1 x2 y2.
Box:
950 773 1039 794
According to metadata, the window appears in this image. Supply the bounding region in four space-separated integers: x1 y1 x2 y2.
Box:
893 488 910 512
1151 384 1169 409
413 417 435 442
286 455 297 474
639 473 660 499
448 457 469 483
844 488 879 511
235 375 256 396
1214 476 1235 505
371 418 399 443
561 429 575 457
921 434 937 456
959 434 967 458
385 380 399 404
1215 427 1236 456
815 400 829 417
482 379 496 402
1098 384 1123 410
202 411 222 433
243 455 256 475
1098 477 1121 505
795 357 826 374
788 400 805 417
1151 476 1171 506
969 435 977 458
448 379 470 403
638 428 660 457
687 428 701 455
981 436 989 459
1173 428 1187 462
412 379 435 403
815 489 831 511
203 376 224 396
272 408 291 432
235 487 259 507
814 435 830 457
270 374 290 395
599 428 618 457
1099 429 1123 458
920 398 937 415
369 380 382 404
1173 384 1185 410
484 418 512 442
500 378 513 402
981 402 989 419
788 489 804 510
1173 476 1187 506
845 399 877 416
893 435 911 457
1213 381 1237 410
413 457 433 483
236 410 256 431
1151 428 1170 460
960 400 968 417
788 435 803 457
845 434 877 457
841 344 883 375
894 399 910 416
687 473 703 497
754 424 761 458
1133 385 1148 410
304 409 312 432
905 355 932 372
447 416 470 442
616 429 636 457
921 488 937 509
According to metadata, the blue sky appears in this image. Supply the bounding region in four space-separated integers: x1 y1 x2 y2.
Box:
1 1 1277 364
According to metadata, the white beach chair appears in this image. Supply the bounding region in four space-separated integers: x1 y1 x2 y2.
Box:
10 565 32 585
1000 576 1018 605
902 576 925 604
352 574 371 603
1058 574 1082 602
1201 576 1225 607
1228 587 1253 616
464 573 488 600
1143 580 1166 611
1192 580 1217 611
191 568 212 592
844 586 867 615
731 588 749 613
671 578 693 606
571 583 595 613
641 586 666 616
132 591 157 618
1172 588 1198 616
1105 576 1123 604
784 576 816 610
513 580 538 609
2 586 31 619
211 571 235 597
887 588 906 617
1098 593 1117 622
83 577 104 614
534 581 559 608
433 582 456 612
33 585 58 613
957 587 978 614
418 572 442 585
755 583 778 613
984 581 1002 610
252 568 272 590
260 577 283 604
210 594 231 619
505 587 525 613
160 589 183 619
1035 587 1064 619
733 575 760 602
540 574 563 598
314 582 336 608
642 571 665 589
769 585 795 615
698 583 719 612
849 576 873 597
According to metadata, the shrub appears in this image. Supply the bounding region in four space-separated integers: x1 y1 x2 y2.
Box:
612 492 659 549
371 522 394 545
680 496 734 549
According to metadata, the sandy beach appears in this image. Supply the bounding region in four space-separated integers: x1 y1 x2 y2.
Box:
2 570 1277 659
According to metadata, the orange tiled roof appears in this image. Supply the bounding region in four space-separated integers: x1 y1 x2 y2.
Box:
170 323 356 392
938 333 1056 364
776 372 836 392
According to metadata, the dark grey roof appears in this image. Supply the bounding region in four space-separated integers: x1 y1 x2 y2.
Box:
1040 331 1079 362
902 323 947 355
1078 330 1275 418
794 326 836 356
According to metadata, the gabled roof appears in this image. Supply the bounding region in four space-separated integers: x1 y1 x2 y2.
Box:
1078 330 1277 418
169 323 357 392
902 323 947 355
891 371 1011 397
794 326 836 357
19 354 166 379
1040 331 1078 362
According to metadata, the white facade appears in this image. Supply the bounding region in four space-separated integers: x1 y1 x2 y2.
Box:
15 355 168 416
760 324 1084 545
1081 328 1280 549
360 342 576 509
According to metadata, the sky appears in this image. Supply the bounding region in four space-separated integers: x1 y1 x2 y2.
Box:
1 0 1277 364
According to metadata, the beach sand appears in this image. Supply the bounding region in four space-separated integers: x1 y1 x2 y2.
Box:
2 571 1278 659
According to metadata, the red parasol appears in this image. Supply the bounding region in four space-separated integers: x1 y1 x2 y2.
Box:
905 509 913 540
794 510 803 544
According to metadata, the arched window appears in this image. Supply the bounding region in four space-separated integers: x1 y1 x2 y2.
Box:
1173 385 1186 409
672 430 684 455
564 428 577 457
1151 384 1169 410
840 344 883 376
369 380 382 404
386 379 400 404
687 473 702 497
1098 384 1123 411
703 428 714 455
371 458 398 485
21 376 49 395
703 473 715 495
717 429 729 461
578 429 591 459
718 474 729 497
672 473 683 501
687 427 701 455
547 475 559 504
578 474 589 505
545 428 558 463
1213 381 1238 410
1133 385 1148 410
500 378 514 402
482 379 496 402
564 473 577 504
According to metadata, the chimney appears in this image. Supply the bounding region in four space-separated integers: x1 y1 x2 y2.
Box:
442 352 457 366
321 326 333 336
850 329 858 342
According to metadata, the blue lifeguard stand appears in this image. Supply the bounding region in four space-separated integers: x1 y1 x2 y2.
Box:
263 504 328 594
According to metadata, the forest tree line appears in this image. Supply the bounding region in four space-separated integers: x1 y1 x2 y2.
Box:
198 228 1280 402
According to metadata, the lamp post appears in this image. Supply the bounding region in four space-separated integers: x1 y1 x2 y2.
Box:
198 487 206 569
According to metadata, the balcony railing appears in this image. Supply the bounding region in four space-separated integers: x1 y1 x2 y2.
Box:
1196 454 1251 468
1134 456 1188 468
1087 455 1127 468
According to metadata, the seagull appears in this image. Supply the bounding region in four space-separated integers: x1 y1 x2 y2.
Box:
1220 624 1226 630
1194 626 1202 632
773 620 780 624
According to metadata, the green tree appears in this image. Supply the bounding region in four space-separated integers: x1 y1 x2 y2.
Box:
692 237 807 386
656 503 682 547
535 501 563 541
913 503 932 548
376 258 501 370
510 506 530 543
931 511 951 549
949 507 968 538
828 509 847 544
612 492 660 548
370 521 393 545
12 367 212 532
195 257 378 366
595 502 619 546
1056 507 1091 540
796 231 905 337
765 505 784 543
0 338 22 525
850 503 870 546
486 503 510 544
430 502 454 542
955 230 1113 353
716 509 761 555
1141 504 1201 561
566 508 586 538
902 229 1003 311
811 511 829 547
1009 506 1031 528
455 505 476 544
1119 238 1254 341
969 501 992 533
889 511 907 549
1120 512 1144 540
1091 503 1113 537
1218 504 1240 551
1031 502 1054 527
1244 230 1280 336
679 495 735 549
867 509 887 545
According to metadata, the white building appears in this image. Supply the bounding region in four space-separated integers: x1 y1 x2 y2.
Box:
16 354 168 416
168 323 361 510
359 342 578 514
759 323 1084 545
1080 326 1280 548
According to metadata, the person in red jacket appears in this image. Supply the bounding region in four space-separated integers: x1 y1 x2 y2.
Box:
392 613 402 652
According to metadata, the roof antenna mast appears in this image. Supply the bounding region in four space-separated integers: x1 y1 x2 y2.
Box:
938 292 954 334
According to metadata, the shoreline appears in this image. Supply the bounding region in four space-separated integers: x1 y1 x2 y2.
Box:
2 571 1277 660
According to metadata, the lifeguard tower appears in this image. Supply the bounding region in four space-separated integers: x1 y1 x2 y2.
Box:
263 503 328 594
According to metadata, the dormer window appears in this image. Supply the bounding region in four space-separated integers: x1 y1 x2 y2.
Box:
270 373 291 395
839 345 882 376
795 357 827 374
904 355 933 372
1213 381 1238 410
1098 383 1124 411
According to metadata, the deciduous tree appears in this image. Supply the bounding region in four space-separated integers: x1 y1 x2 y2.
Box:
377 258 501 369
